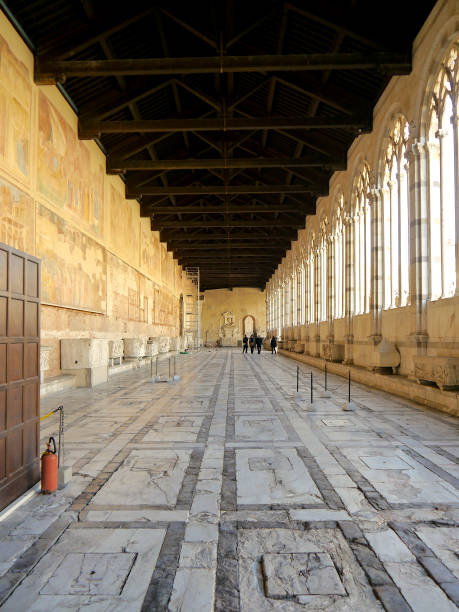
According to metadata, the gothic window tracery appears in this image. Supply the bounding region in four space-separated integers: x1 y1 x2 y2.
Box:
352 163 372 314
427 42 458 300
319 219 328 322
333 196 345 318
382 116 410 308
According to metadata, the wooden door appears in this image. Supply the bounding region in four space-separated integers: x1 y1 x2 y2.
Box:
0 242 40 511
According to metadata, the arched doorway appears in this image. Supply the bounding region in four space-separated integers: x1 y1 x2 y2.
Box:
243 315 256 336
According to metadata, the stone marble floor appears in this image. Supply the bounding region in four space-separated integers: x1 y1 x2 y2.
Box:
0 349 458 611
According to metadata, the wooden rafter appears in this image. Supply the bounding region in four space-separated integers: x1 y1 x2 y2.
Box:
35 52 411 84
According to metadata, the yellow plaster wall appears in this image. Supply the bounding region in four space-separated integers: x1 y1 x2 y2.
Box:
201 288 266 345
0 11 194 377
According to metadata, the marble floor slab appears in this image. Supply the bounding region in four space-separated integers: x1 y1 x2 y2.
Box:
235 448 323 506
235 415 289 441
89 449 191 508
0 349 457 611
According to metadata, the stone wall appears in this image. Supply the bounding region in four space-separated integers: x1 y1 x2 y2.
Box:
0 11 194 378
201 288 266 346
266 0 459 400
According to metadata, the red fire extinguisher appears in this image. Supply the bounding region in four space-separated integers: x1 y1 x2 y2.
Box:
41 437 58 494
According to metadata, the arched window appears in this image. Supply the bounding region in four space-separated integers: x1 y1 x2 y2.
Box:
306 235 315 324
299 263 305 324
333 196 345 318
319 220 328 322
383 116 410 308
428 43 458 300
352 164 372 314
291 271 297 326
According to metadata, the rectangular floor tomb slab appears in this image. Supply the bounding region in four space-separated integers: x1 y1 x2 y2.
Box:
236 448 323 506
89 449 191 508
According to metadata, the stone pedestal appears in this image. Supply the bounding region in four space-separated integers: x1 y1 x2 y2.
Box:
414 356 459 390
169 337 180 352
145 339 159 357
123 338 146 360
61 338 109 387
108 340 123 367
159 337 170 353
367 338 400 373
40 346 51 383
294 342 305 353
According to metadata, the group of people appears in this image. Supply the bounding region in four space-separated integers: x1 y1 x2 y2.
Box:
242 334 277 354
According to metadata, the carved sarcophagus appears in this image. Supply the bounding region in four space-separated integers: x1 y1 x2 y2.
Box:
414 357 459 390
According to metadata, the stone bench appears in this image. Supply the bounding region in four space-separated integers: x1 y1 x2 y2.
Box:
61 338 109 387
414 356 459 390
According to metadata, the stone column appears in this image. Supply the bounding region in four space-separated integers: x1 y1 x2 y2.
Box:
451 115 459 295
407 139 430 350
344 213 354 364
327 234 335 342
313 249 320 356
369 186 384 343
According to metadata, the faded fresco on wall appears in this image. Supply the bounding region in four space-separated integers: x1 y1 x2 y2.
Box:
160 243 168 285
108 254 141 322
0 34 31 179
109 184 139 266
140 218 161 283
37 92 104 236
36 203 106 312
0 177 34 253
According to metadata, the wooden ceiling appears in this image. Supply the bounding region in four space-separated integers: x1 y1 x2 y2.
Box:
5 0 436 290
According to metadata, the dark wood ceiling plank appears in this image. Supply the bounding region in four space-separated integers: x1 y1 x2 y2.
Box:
285 2 383 50
159 7 217 50
37 6 155 59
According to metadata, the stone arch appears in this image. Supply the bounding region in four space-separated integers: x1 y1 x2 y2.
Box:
243 314 256 336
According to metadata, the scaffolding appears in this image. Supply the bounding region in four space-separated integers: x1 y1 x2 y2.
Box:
184 267 201 350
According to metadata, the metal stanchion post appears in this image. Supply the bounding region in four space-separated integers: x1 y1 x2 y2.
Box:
296 365 299 393
343 369 356 411
310 372 313 404
57 405 72 489
321 361 331 398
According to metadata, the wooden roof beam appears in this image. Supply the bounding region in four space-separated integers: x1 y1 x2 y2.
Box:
35 52 411 84
170 240 290 247
108 154 345 173
147 205 302 214
155 218 302 227
130 184 325 197
80 114 371 139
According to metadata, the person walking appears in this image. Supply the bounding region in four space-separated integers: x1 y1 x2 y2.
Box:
256 335 263 354
249 334 255 354
270 336 277 354
242 334 248 354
